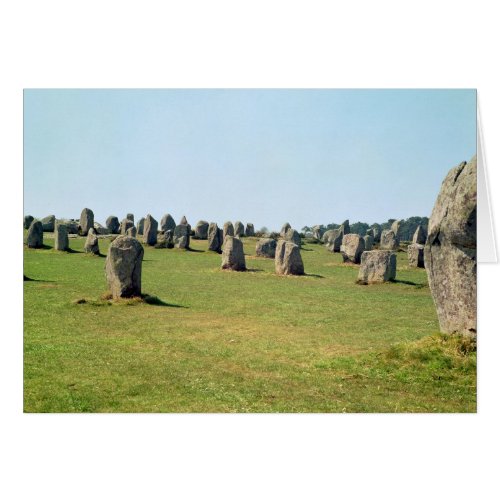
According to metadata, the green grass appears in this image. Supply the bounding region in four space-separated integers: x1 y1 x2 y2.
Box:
23 234 476 412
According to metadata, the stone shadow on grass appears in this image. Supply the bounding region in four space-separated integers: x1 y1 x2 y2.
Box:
141 294 188 308
305 273 325 279
186 247 205 253
392 279 426 289
23 275 56 283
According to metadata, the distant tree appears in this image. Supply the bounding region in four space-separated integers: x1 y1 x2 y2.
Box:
350 222 369 236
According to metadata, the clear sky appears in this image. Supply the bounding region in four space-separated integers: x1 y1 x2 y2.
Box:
24 89 476 231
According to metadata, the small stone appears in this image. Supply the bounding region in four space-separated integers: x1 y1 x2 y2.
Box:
245 223 255 237
275 240 304 275
143 214 158 246
54 223 69 251
256 238 277 258
340 234 365 264
364 234 374 251
357 250 397 284
26 220 43 248
407 243 424 268
208 223 223 253
221 236 246 271
380 229 399 250
160 214 175 233
194 220 209 239
84 228 100 254
79 208 94 236
174 224 191 249
106 216 120 234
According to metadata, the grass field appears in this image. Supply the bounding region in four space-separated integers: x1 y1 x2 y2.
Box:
23 233 476 413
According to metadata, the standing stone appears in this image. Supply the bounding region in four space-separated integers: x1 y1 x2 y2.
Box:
26 220 43 248
54 223 69 251
106 216 120 234
312 225 325 241
84 228 100 254
23 215 34 229
194 220 209 240
364 234 374 251
120 218 134 235
366 228 374 238
180 215 188 225
356 250 397 284
164 230 174 248
391 219 402 239
256 238 277 258
280 222 291 238
126 213 134 224
275 240 304 275
412 225 427 244
223 221 234 241
221 236 246 271
143 214 158 246
380 229 399 250
407 243 424 268
425 156 477 336
126 226 137 238
59 219 80 234
41 215 56 232
137 218 145 235
160 214 176 233
105 236 144 298
79 208 94 236
285 228 301 246
322 229 335 244
340 219 350 235
340 234 365 264
372 225 381 243
245 223 255 237
208 223 223 253
174 224 190 249
93 222 110 235
234 221 245 237
324 228 343 252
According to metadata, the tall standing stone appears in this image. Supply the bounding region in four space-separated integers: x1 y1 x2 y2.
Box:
340 234 365 264
391 220 402 239
79 208 94 236
412 225 427 244
285 228 301 246
160 214 176 233
221 236 246 271
280 222 291 238
194 220 209 240
234 221 245 237
324 228 343 252
143 214 158 246
372 225 381 243
380 229 399 250
106 216 120 234
84 228 100 254
174 224 190 249
256 238 277 258
275 240 304 275
54 223 69 251
105 236 144 299
312 225 325 241
180 215 188 225
24 215 34 230
340 220 350 235
26 220 43 248
245 223 255 237
357 250 397 284
208 223 223 253
223 221 234 241
407 244 424 268
126 226 137 238
137 217 145 235
425 156 477 336
364 234 374 251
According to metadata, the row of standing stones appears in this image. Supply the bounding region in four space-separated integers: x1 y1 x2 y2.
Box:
25 156 477 337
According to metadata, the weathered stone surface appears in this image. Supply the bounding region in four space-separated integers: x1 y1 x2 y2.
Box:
312 225 325 241
280 223 291 238
407 243 424 268
164 229 174 248
84 228 99 254
58 219 79 234
412 225 427 244
245 223 255 237
54 223 69 251
180 215 188 225
223 221 234 240
174 224 190 249
105 236 144 298
208 223 223 252
126 213 134 223
322 229 335 244
340 220 350 235
364 234 374 251
372 225 381 243
324 229 343 252
234 221 245 237
366 228 374 238
221 236 246 271
256 238 277 258
120 219 134 235
380 229 399 250
340 234 365 264
357 250 397 284
27 220 43 248
391 220 402 239
106 216 120 234
425 156 477 336
275 240 304 275
94 222 110 235
24 215 34 229
285 228 301 246
126 226 137 238
194 220 209 239
143 214 158 246
41 215 56 232
160 214 175 233
137 217 145 235
79 208 94 236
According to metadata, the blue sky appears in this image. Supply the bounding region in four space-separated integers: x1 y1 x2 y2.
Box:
24 89 476 231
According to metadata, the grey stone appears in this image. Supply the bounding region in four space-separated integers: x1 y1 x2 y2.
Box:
285 228 301 246
84 228 99 254
280 222 291 238
180 215 188 225
324 228 343 252
126 226 137 238
126 213 134 223
234 221 245 237
391 220 402 239
364 234 374 251
245 223 255 237
24 215 34 229
58 219 79 234
41 215 56 232
380 229 399 250
120 219 134 235
194 220 209 239
312 225 325 241
160 214 175 233
164 229 174 248
275 240 304 275
54 223 69 251
223 221 234 240
221 236 246 271
106 216 120 234
340 219 350 235
26 220 43 248
425 156 477 336
79 208 94 236
372 225 381 243
357 250 397 284
208 223 223 253
143 214 158 246
94 222 110 235
412 225 427 244
105 236 144 298
174 224 190 249
366 228 374 238
407 243 424 268
137 217 145 235
256 238 277 258
340 234 365 264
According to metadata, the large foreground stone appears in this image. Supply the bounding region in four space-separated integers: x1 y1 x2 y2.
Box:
27 220 43 248
407 243 424 268
208 223 223 253
340 234 365 264
425 156 477 336
105 236 144 298
143 214 158 246
79 208 94 236
54 223 69 251
357 250 397 284
221 236 246 271
275 240 304 275
106 216 120 234
194 220 209 239
84 228 100 255
380 229 399 250
256 238 277 258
